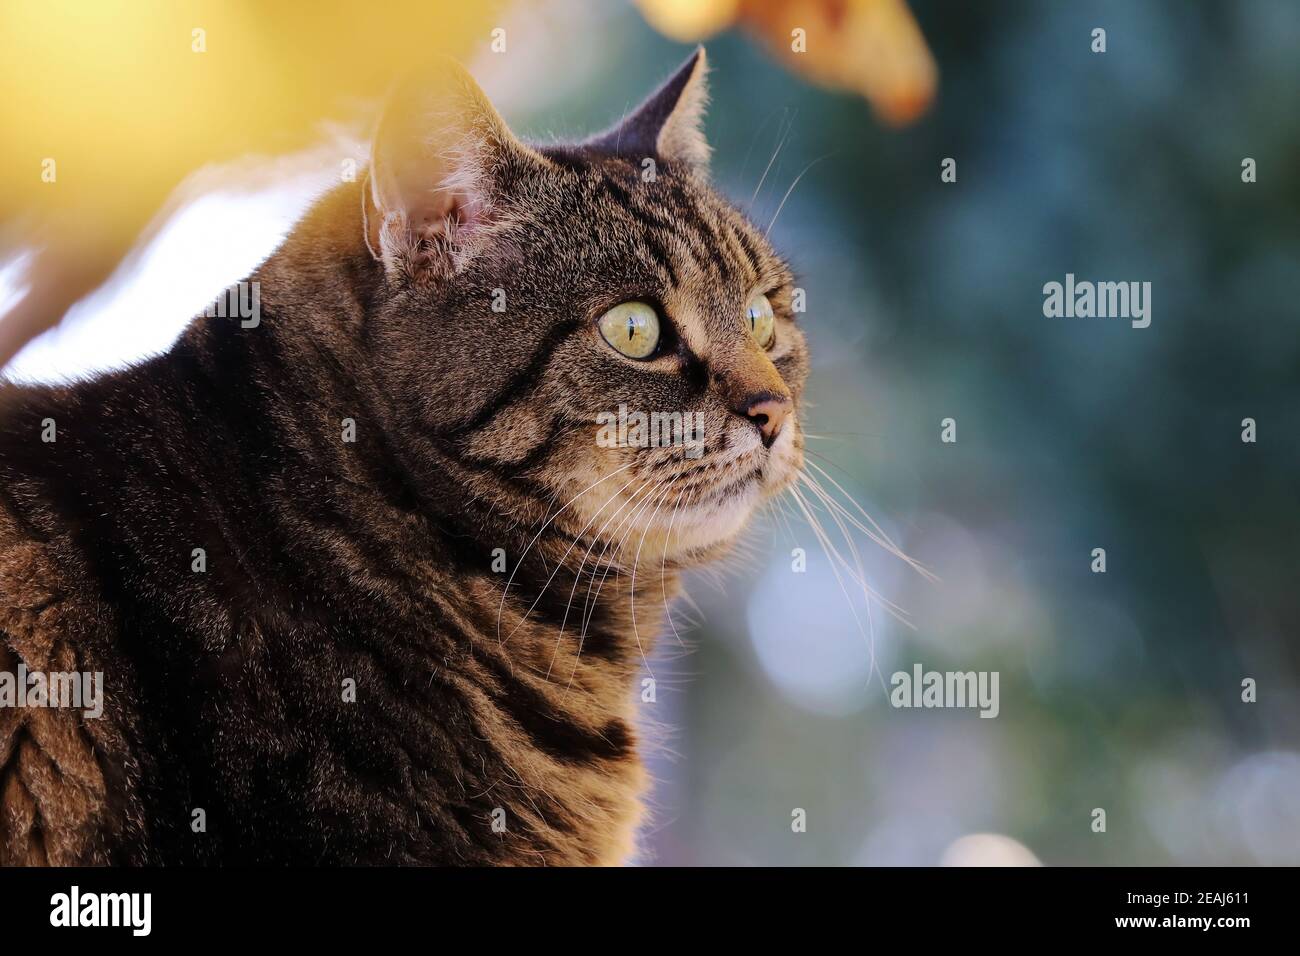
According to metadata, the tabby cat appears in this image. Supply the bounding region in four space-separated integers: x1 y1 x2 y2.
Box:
0 49 807 865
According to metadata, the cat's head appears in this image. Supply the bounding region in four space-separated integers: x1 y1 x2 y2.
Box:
361 50 807 563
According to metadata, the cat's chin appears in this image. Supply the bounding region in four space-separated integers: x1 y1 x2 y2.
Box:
657 467 800 563
669 483 765 556
600 474 762 567
660 425 803 561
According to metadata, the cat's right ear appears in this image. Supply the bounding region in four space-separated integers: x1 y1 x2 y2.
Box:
364 60 537 280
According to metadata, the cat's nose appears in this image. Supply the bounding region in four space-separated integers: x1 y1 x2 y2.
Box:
738 394 792 447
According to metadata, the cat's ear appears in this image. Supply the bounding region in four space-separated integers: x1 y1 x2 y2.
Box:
364 59 538 278
586 47 711 177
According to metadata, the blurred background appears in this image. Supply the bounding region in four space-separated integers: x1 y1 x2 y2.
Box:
3 0 1298 864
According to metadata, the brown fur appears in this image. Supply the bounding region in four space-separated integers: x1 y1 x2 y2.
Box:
0 50 807 865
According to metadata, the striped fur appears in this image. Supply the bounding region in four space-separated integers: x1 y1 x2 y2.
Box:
0 51 807 865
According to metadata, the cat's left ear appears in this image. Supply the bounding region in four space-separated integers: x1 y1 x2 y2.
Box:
586 47 711 178
364 59 541 279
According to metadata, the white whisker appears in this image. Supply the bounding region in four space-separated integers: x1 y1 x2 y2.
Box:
495 460 637 645
545 476 660 680
803 460 937 582
568 478 673 692
749 109 795 209
660 488 689 646
788 483 875 667
630 480 678 676
501 471 641 648
765 152 833 239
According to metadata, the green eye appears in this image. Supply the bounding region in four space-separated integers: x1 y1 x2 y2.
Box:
746 292 775 349
598 301 661 359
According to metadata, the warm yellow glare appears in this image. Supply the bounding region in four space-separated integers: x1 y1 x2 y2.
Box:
0 0 503 233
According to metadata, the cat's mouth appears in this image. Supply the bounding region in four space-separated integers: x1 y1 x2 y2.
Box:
691 412 801 499
694 464 764 503
553 410 802 567
603 413 803 562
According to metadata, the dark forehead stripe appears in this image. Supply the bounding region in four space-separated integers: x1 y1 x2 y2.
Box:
536 162 686 289
665 179 722 246
695 190 765 284
582 169 684 288
729 221 764 278
637 227 681 288
597 174 675 231
657 178 734 283
694 221 734 282
592 165 738 286
542 144 763 291
594 175 694 281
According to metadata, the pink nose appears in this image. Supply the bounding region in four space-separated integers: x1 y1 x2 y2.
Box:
741 395 791 446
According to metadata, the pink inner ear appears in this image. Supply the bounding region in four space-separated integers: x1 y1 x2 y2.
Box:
402 162 488 242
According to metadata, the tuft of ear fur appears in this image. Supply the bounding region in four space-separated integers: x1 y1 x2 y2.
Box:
586 47 711 177
365 58 539 280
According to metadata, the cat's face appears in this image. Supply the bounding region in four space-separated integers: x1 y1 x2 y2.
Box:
364 50 806 562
